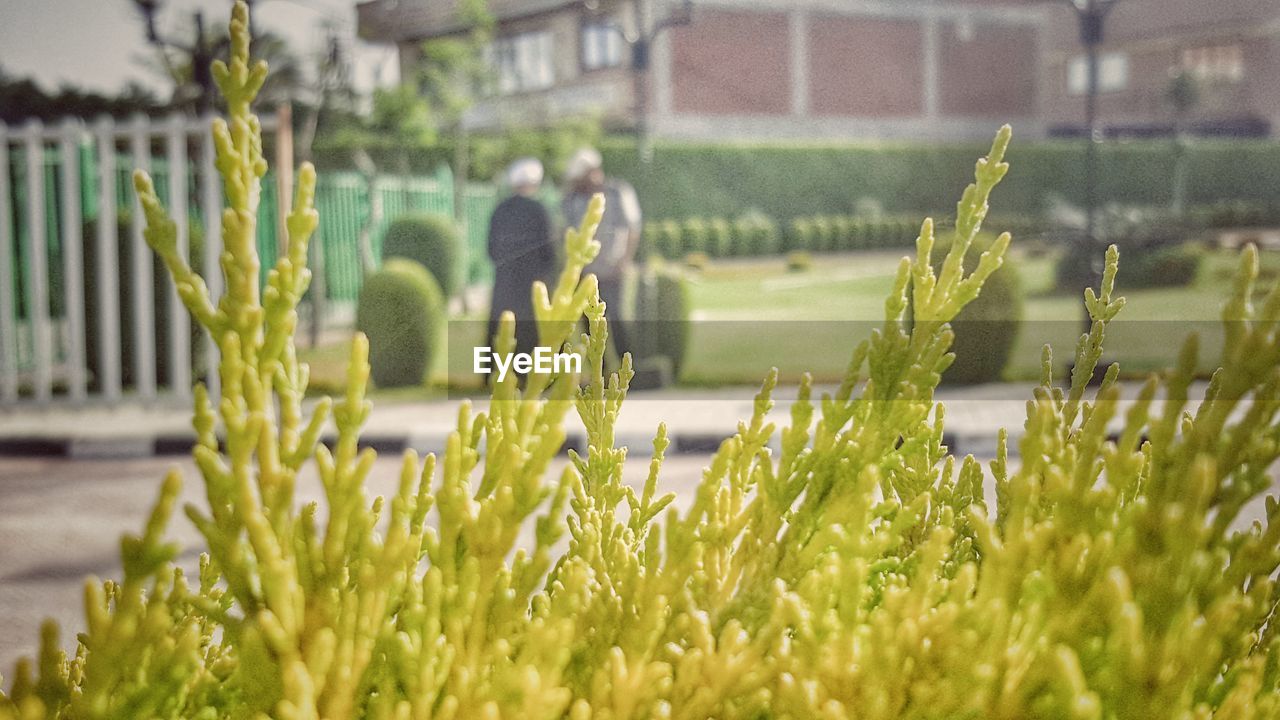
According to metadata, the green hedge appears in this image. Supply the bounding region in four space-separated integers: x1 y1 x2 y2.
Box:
601 139 1280 222
646 213 939 259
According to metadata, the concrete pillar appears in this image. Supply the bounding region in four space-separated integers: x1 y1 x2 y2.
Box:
790 9 810 117
923 9 941 124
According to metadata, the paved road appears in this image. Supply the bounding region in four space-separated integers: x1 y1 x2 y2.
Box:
0 452 712 676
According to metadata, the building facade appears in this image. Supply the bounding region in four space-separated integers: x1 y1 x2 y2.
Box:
1040 0 1280 138
357 0 1279 141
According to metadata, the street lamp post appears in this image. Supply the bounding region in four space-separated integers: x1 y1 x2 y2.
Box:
587 0 693 162
1061 0 1120 331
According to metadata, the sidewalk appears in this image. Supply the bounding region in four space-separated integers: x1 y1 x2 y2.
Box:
0 380 1199 461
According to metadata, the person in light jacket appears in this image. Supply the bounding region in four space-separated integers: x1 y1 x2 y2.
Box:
561 147 641 359
487 158 556 362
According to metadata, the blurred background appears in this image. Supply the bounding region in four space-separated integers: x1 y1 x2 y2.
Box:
0 0 1277 404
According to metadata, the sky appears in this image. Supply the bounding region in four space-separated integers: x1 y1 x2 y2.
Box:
0 0 399 98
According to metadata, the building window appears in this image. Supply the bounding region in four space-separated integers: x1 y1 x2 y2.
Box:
581 22 623 71
1182 44 1244 83
488 31 555 94
1067 51 1129 95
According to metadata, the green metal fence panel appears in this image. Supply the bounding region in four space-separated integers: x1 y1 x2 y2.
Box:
258 171 279 286
8 145 62 325
463 183 497 285
33 154 515 320
371 173 452 262
99 153 276 288
314 172 368 302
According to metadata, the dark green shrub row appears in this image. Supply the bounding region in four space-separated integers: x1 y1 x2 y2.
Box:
785 215 921 252
356 258 445 388
601 139 1280 222
1057 240 1205 293
1054 207 1205 292
1187 200 1276 229
644 211 1048 261
381 213 463 298
1125 243 1206 288
642 214 778 259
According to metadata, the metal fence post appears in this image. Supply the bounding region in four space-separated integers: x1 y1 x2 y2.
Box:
23 120 52 403
0 124 17 402
166 114 192 399
128 115 158 400
59 118 87 401
93 116 123 401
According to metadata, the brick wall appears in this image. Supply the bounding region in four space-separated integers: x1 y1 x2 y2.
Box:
668 9 791 116
939 20 1038 117
808 15 924 118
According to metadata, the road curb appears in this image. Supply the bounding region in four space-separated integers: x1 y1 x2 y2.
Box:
0 429 1019 460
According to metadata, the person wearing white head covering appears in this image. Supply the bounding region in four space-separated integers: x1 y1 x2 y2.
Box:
564 147 602 187
486 157 555 373
506 156 544 190
562 147 641 359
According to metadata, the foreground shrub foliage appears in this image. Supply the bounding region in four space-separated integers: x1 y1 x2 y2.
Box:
5 8 1280 717
919 233 1024 385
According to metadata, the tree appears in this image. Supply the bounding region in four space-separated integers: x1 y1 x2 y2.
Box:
128 0 304 113
0 65 161 123
364 1 493 212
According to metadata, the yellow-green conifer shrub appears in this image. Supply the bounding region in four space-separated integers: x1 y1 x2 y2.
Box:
5 5 1280 717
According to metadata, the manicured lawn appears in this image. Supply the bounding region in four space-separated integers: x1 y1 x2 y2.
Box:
302 244 1278 394
680 246 1277 385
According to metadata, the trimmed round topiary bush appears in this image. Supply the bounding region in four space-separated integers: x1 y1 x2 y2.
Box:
786 218 814 252
1054 208 1203 293
657 220 683 260
731 216 756 256
382 213 462 298
640 221 662 262
681 217 708 255
707 217 733 258
753 215 780 256
632 264 691 380
948 233 1022 384
1125 242 1205 288
683 251 710 272
1189 200 1269 229
356 258 445 388
833 216 854 251
810 216 833 252
786 250 813 273
849 217 869 250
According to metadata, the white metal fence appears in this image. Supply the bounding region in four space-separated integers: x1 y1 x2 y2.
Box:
0 114 279 409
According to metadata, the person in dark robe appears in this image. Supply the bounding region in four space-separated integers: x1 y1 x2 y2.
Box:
487 158 556 367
